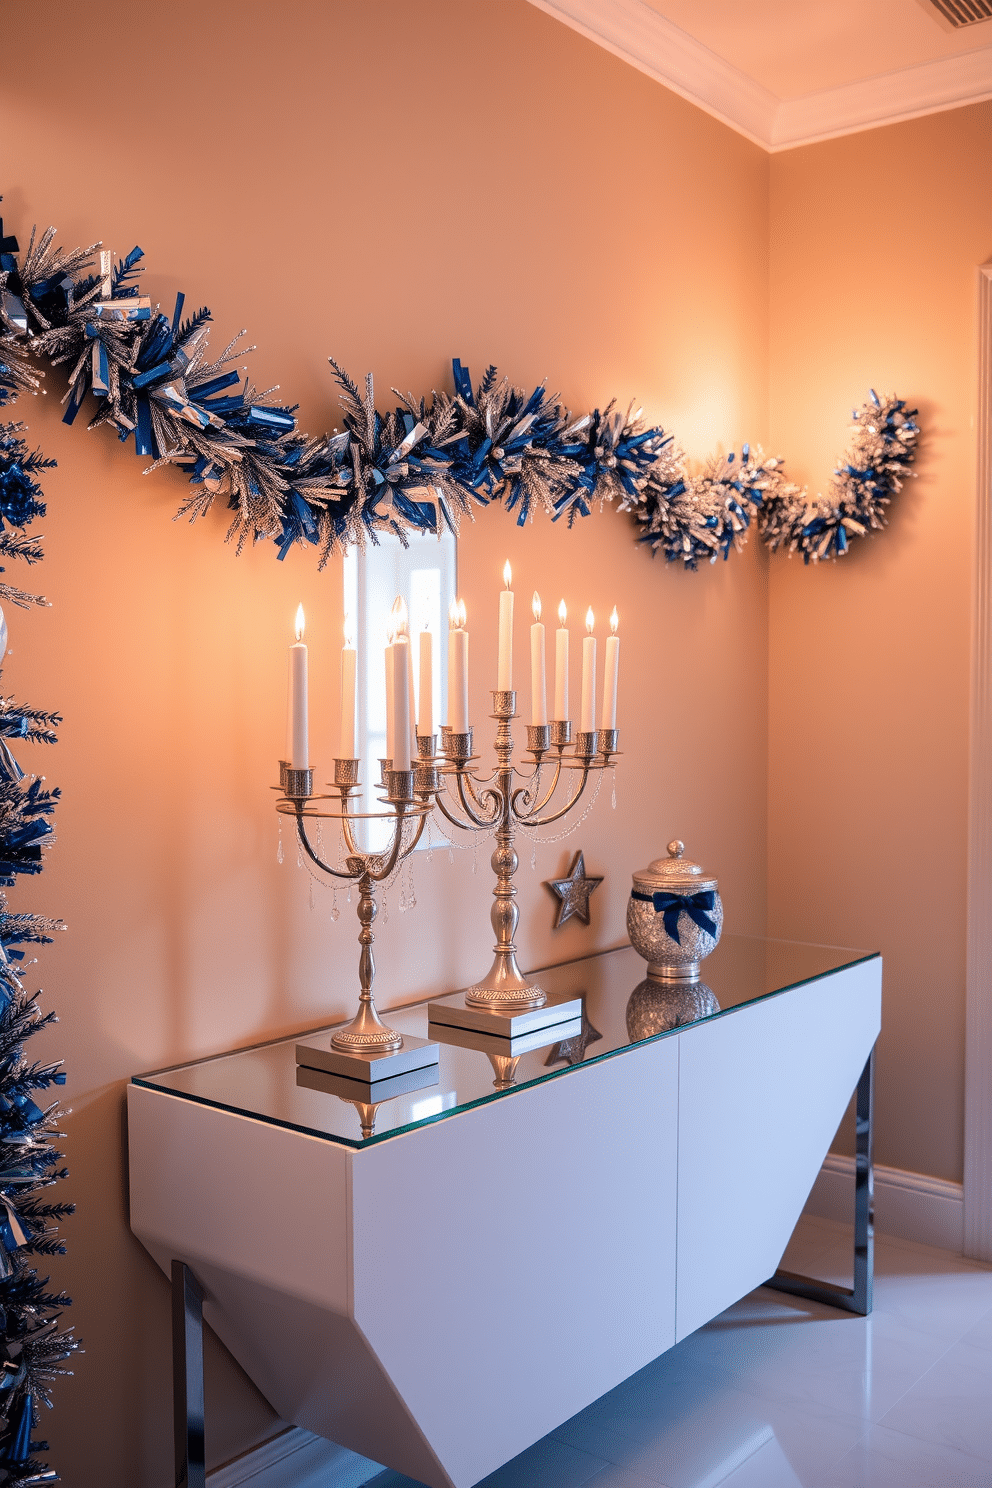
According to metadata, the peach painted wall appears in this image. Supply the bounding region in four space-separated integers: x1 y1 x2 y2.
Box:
768 102 992 1183
0 2 770 1480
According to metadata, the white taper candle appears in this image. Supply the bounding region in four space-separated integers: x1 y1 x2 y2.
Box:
580 607 596 734
393 596 416 756
393 634 412 771
406 635 417 753
497 560 513 691
339 627 358 760
385 640 396 765
530 592 547 725
418 628 433 736
554 600 569 721
601 607 620 730
289 603 309 768
448 598 469 734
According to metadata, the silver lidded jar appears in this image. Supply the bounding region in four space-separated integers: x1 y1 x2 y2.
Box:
626 840 723 983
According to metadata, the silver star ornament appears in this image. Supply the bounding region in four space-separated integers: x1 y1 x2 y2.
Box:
545 850 604 930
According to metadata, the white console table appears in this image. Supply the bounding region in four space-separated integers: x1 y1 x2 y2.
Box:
127 937 881 1488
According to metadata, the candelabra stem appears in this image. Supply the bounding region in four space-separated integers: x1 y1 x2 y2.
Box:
465 698 546 1010
331 871 403 1053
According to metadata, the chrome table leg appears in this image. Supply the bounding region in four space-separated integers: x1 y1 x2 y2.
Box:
767 1044 875 1316
172 1260 206 1488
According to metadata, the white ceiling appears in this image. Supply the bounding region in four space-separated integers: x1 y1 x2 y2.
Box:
528 0 992 149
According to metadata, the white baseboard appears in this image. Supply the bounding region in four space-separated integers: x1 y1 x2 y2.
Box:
207 1427 377 1488
804 1152 964 1254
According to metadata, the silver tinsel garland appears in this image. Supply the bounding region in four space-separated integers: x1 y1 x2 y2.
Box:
623 443 799 570
0 209 919 572
759 393 920 563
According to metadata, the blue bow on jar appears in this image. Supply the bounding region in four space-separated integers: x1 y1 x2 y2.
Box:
631 889 717 945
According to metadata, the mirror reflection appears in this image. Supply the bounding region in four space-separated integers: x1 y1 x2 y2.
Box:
141 941 874 1148
343 527 456 850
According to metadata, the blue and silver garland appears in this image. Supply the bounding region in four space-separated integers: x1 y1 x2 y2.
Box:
1 209 920 581
759 393 920 563
623 442 793 570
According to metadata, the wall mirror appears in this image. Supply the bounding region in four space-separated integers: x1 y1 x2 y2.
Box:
343 528 457 851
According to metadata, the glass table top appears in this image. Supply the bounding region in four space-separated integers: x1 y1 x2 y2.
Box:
133 937 877 1149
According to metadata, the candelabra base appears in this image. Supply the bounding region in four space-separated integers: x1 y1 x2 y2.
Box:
296 1062 441 1141
461 950 548 1011
427 1013 582 1059
296 1031 439 1083
465 982 546 1011
297 1061 441 1101
427 988 583 1039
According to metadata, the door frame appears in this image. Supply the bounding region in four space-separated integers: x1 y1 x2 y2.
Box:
964 263 992 1262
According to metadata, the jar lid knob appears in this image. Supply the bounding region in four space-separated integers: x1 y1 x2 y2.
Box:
668 840 684 859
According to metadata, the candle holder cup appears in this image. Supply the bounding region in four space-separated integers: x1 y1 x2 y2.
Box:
284 767 314 799
443 728 474 764
550 719 572 749
599 728 619 761
415 733 441 795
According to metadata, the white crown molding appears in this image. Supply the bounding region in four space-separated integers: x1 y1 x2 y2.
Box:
525 0 777 147
528 0 992 151
773 46 992 148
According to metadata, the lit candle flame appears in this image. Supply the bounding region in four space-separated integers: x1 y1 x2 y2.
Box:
457 597 467 628
558 599 567 627
585 606 595 635
503 560 512 589
610 606 619 635
449 597 467 630
295 603 306 642
532 592 542 622
391 595 409 636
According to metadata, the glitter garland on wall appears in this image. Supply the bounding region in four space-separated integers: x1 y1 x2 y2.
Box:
1 209 919 573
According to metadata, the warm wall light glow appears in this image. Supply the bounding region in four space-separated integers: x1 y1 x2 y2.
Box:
532 592 542 622
503 560 512 589
558 599 567 627
585 607 595 634
610 606 619 635
295 603 306 642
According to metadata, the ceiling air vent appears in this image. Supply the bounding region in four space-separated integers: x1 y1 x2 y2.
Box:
924 0 992 27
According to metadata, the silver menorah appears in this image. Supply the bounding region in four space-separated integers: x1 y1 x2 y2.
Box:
431 691 619 1014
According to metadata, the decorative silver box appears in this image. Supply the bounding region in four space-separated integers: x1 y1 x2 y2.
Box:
626 839 723 983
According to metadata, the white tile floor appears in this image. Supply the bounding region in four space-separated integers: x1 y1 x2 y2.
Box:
358 1216 992 1488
